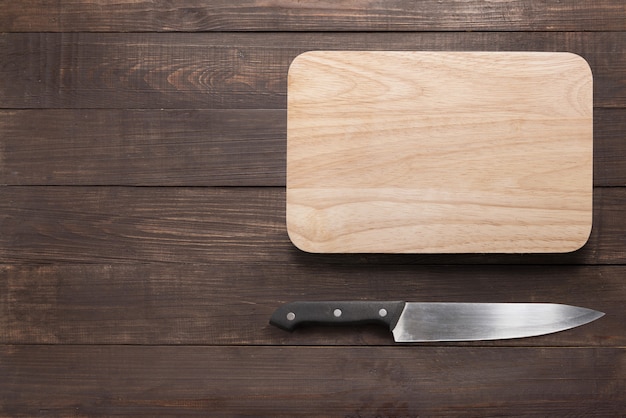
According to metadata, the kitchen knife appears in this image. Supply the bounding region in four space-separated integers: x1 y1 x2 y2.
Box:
269 301 604 342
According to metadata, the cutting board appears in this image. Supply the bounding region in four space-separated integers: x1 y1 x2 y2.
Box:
286 51 593 253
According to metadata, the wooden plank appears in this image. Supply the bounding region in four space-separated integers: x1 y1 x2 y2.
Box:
287 51 593 253
1 345 624 416
596 108 626 187
1 0 625 32
1 32 626 109
0 263 619 346
1 108 625 187
0 186 625 264
0 186 288 264
0 109 286 186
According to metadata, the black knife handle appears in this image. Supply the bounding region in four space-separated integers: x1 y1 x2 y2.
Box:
269 301 406 332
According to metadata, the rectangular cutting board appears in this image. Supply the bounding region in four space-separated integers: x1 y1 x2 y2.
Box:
286 51 593 253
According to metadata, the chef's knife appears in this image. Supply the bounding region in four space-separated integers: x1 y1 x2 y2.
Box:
269 301 604 341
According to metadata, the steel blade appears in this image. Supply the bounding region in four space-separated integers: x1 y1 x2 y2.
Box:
392 303 604 342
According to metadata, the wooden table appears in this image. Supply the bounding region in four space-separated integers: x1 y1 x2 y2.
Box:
1 2 625 416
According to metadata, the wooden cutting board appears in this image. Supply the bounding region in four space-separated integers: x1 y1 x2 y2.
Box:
286 51 593 253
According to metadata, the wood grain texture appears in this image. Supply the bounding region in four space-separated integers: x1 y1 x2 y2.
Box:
1 345 624 416
287 51 593 253
1 0 625 32
595 108 626 187
0 187 288 264
2 32 626 109
1 187 626 264
0 109 286 186
1 108 625 187
0 263 619 346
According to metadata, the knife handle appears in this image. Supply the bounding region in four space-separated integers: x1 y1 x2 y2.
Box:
269 301 406 332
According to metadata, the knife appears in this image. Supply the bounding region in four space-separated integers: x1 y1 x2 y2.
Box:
269 301 604 342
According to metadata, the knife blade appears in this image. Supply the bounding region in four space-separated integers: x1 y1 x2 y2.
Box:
269 301 604 342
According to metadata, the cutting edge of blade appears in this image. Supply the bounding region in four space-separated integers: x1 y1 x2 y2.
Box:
391 302 605 343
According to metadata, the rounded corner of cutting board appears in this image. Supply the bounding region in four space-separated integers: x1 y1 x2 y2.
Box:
559 219 594 254
559 51 594 79
287 51 320 77
285 225 318 254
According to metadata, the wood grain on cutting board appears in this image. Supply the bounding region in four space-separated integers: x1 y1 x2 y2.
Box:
287 51 593 253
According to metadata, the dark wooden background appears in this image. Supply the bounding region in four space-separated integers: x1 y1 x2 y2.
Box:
1 1 625 416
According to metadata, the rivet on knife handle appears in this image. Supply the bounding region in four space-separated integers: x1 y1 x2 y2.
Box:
269 301 406 332
270 301 604 342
